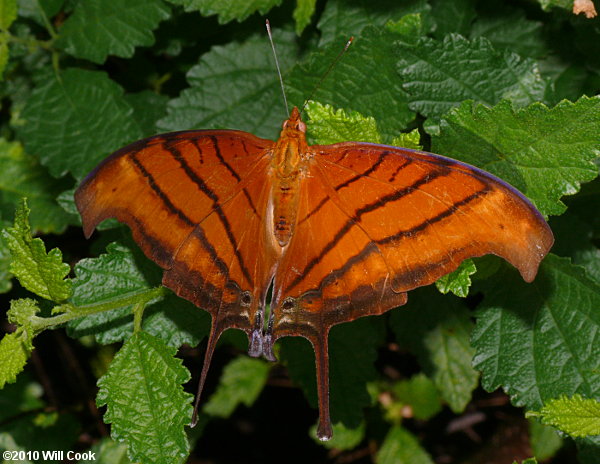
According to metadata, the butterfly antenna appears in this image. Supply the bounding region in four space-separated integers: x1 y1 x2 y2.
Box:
300 36 354 115
266 19 289 116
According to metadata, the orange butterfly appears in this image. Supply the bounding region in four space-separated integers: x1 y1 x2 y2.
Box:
75 105 553 440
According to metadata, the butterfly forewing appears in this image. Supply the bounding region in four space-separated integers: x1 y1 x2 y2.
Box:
303 143 553 292
75 130 277 332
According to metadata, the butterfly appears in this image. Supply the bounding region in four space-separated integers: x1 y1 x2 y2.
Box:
75 105 553 440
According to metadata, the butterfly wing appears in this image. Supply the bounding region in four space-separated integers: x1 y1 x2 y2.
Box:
270 142 553 439
75 130 279 415
274 142 553 313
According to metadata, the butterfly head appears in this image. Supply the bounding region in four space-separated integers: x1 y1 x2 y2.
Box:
282 107 306 135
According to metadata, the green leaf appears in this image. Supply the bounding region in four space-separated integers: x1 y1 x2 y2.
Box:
376 425 434 464
390 287 478 413
529 419 563 461
69 241 210 348
390 128 421 150
18 68 143 179
96 331 192 464
0 139 72 234
528 395 600 438
470 8 546 58
0 215 12 293
513 459 538 464
392 373 442 420
435 259 477 297
142 294 211 348
305 101 381 144
203 356 270 417
317 0 430 46
0 0 17 30
0 330 34 388
0 32 49 112
7 297 40 332
16 0 63 26
536 0 571 11
433 97 600 217
281 316 385 428
56 0 171 64
396 34 549 125
2 199 72 302
540 59 595 105
472 255 600 411
0 38 8 80
310 421 365 449
430 0 476 37
287 26 415 141
293 0 316 35
386 14 425 45
159 29 299 140
0 0 14 80
124 91 169 137
165 0 282 22
70 239 162 310
550 210 600 283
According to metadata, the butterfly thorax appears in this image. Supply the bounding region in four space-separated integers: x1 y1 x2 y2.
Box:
270 107 309 247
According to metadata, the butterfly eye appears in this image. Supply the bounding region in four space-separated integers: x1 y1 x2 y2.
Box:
298 121 306 133
282 120 288 128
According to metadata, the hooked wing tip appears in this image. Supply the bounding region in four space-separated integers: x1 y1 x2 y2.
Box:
74 185 100 239
518 219 554 283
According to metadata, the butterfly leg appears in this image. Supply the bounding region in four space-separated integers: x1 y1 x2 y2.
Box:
248 310 265 358
261 306 277 362
247 304 277 362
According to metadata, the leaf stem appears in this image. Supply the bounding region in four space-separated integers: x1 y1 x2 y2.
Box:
37 2 58 40
6 34 53 50
132 302 145 333
29 286 168 334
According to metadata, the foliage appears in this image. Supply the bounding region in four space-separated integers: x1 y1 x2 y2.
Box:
96 331 192 464
0 0 599 463
527 395 600 438
2 199 71 301
202 356 271 418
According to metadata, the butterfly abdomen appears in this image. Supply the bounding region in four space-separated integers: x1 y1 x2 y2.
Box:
272 178 301 247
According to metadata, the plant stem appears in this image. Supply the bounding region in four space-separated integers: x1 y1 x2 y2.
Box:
30 286 168 334
37 1 58 40
132 302 145 333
